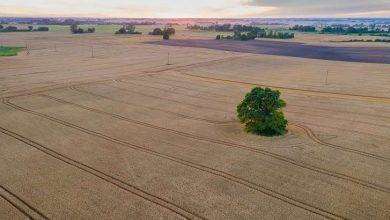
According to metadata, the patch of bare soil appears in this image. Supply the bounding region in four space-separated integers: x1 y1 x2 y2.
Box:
150 39 390 64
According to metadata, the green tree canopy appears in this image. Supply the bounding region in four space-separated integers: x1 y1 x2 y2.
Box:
163 31 170 40
237 87 288 136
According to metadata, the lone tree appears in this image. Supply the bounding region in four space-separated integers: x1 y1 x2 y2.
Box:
162 27 176 40
70 24 83 34
115 25 141 35
70 24 95 34
149 28 163 35
237 87 288 136
163 31 170 40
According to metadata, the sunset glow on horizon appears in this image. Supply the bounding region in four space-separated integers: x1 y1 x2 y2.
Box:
1 0 389 18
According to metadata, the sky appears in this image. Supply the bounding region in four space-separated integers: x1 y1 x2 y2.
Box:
0 0 389 18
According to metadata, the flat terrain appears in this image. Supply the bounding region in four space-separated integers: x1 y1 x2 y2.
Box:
0 27 389 219
152 39 390 64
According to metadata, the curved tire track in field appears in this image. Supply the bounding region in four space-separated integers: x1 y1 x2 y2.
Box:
0 125 202 220
71 86 226 124
3 54 244 100
0 184 48 220
160 73 390 157
114 79 232 106
120 77 235 99
99 84 228 113
179 73 390 104
3 97 346 220
72 85 390 162
290 123 389 161
3 56 161 78
116 78 390 129
134 75 390 120
35 94 390 194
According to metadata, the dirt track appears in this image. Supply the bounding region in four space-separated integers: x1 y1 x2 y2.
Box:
0 30 389 219
150 39 390 64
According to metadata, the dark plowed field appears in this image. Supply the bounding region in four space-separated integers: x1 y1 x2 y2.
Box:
150 39 390 64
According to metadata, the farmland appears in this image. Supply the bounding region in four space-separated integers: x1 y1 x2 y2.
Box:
0 26 389 219
0 46 23 57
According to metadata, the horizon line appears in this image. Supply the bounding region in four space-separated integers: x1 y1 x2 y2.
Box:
1 16 390 20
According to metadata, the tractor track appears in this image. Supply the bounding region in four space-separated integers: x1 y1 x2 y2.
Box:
70 86 226 124
3 44 207 76
139 74 390 117
2 55 244 99
138 73 243 95
73 84 390 161
287 111 390 132
290 123 389 161
2 55 163 78
0 63 167 99
128 76 236 99
0 184 48 220
2 97 346 220
134 55 247 75
0 126 202 220
0 42 148 68
114 79 231 106
26 94 390 194
0 43 216 71
116 78 390 128
96 84 228 113
1 50 145 71
141 74 244 98
138 74 390 118
178 73 390 104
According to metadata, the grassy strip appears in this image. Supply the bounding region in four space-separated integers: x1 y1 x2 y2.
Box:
0 46 24 57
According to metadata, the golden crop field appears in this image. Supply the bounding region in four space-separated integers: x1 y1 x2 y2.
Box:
0 26 389 219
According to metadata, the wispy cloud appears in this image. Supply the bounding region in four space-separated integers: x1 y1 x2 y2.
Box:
241 0 390 17
0 0 389 18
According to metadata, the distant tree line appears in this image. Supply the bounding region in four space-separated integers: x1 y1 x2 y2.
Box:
216 27 294 41
257 30 294 39
288 24 390 37
0 25 49 32
70 24 95 34
115 25 142 34
187 24 233 32
232 25 264 33
187 24 265 33
289 25 316 32
320 25 390 35
369 33 390 37
336 38 390 43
